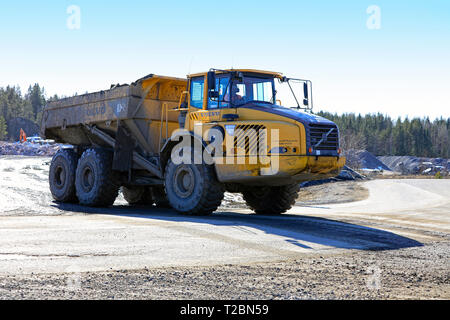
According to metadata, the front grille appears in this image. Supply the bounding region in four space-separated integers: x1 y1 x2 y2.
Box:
309 123 339 152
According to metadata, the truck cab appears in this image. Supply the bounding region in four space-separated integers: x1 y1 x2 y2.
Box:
178 69 345 187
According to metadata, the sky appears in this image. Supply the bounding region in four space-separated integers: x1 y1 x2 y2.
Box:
0 0 449 119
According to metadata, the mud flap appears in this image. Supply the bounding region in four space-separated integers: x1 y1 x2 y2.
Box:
113 124 135 172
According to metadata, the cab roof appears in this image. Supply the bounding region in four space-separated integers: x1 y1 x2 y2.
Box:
188 69 284 79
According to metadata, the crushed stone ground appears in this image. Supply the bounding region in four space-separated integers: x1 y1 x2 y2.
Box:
0 241 448 300
0 156 448 300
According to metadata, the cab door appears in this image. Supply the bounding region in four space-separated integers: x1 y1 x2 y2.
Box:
206 75 238 122
187 75 221 128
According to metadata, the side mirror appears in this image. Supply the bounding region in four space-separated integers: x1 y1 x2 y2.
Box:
207 71 216 91
303 82 309 106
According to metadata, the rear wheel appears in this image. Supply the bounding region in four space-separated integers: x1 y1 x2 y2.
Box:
242 184 301 215
49 149 78 203
164 150 224 216
75 148 120 207
121 186 154 205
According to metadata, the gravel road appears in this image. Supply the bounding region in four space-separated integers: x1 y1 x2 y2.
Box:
0 156 448 299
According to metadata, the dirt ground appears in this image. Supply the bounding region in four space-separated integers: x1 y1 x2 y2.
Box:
296 181 369 205
0 156 448 300
0 241 448 300
220 181 369 209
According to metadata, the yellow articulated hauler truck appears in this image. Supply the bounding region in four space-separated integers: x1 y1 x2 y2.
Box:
41 69 345 216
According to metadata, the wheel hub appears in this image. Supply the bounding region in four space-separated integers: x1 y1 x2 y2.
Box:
81 165 95 193
173 166 195 198
55 165 65 189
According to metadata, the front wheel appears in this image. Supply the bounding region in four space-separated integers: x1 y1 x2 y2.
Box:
242 184 301 215
164 159 224 216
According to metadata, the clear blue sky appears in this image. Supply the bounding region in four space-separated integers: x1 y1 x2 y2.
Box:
1 0 449 119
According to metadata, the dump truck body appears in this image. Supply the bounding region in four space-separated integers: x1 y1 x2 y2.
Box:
42 75 186 155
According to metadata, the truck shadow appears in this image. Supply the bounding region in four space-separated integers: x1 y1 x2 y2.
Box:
53 202 423 251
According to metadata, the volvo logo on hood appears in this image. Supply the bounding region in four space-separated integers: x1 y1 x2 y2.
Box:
225 125 236 136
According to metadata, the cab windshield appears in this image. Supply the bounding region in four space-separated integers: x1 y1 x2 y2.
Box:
208 74 276 109
228 76 275 106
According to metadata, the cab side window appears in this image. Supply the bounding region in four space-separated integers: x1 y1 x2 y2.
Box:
190 77 204 109
208 76 230 109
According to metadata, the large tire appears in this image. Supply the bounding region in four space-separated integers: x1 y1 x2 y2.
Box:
75 148 120 207
121 186 154 206
164 155 224 216
242 184 301 215
49 148 78 203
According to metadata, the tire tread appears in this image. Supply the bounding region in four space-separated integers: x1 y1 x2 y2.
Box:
242 184 300 215
49 148 78 203
76 148 119 207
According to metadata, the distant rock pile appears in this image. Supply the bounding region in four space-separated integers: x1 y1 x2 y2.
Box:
378 156 450 176
344 149 392 171
0 142 61 157
337 166 366 180
343 149 449 176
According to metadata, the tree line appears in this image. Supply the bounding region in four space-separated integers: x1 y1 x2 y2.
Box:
0 84 59 140
317 111 450 158
0 84 448 158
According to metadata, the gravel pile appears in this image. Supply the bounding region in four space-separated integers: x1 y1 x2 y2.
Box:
378 156 450 176
344 149 391 171
0 142 61 157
